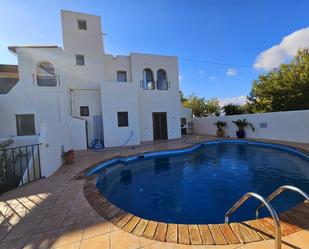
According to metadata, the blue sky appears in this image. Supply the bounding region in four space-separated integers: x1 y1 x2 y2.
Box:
1 0 309 102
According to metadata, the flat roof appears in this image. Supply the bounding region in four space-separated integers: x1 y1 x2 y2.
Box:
8 45 59 53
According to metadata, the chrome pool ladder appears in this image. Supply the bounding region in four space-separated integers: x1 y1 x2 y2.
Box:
224 185 309 249
224 192 281 249
255 185 309 219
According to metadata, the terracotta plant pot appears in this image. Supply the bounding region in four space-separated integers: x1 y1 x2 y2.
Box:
216 129 224 138
63 150 75 164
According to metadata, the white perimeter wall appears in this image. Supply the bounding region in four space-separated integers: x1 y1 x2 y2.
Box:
194 110 309 144
39 117 86 177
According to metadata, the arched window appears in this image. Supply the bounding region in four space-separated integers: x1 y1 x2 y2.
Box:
36 61 57 86
156 69 168 90
143 68 155 90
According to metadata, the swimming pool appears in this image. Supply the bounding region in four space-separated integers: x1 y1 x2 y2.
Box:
94 140 309 224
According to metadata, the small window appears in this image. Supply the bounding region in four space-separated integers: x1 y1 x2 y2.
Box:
78 20 87 30
117 112 128 127
181 118 187 127
143 68 155 90
80 106 89 116
16 114 35 136
157 69 168 90
76 54 85 65
117 71 127 82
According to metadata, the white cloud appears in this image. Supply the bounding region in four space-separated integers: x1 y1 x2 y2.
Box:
209 75 216 80
226 68 237 76
179 75 184 81
254 27 309 70
219 96 247 107
197 69 204 75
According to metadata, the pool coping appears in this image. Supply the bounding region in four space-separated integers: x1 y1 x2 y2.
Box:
80 138 309 245
77 139 309 180
83 176 308 245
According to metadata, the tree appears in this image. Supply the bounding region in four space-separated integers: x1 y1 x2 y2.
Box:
222 104 245 115
247 48 309 112
205 98 220 116
183 94 207 117
183 94 220 117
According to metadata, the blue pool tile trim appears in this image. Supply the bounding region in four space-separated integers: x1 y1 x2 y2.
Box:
85 139 309 176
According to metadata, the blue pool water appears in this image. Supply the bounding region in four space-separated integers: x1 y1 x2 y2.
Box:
96 141 309 224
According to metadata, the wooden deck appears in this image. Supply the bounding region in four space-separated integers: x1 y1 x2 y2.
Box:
83 177 309 246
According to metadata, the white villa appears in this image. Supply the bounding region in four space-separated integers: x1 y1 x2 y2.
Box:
0 10 192 177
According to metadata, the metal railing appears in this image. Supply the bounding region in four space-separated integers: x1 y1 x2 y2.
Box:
225 192 281 249
140 80 170 90
32 74 60 87
0 143 42 195
256 185 309 219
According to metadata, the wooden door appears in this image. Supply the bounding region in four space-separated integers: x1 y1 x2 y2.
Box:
152 112 168 140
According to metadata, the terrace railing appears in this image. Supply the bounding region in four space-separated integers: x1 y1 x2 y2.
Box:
0 143 42 195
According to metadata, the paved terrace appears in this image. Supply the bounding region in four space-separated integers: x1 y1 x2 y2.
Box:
0 135 308 249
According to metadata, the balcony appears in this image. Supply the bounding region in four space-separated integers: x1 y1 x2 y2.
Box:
140 80 170 90
35 74 59 87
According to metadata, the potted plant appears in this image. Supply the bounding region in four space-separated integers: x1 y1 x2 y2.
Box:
62 150 75 164
214 120 226 137
232 118 254 138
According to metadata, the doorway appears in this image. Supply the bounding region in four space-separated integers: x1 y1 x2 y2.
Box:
152 112 168 140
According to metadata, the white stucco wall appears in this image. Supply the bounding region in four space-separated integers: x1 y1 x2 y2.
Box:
61 10 104 53
0 9 183 177
194 110 309 144
103 55 132 82
69 117 87 150
101 81 141 147
38 117 87 177
130 53 181 141
71 89 102 145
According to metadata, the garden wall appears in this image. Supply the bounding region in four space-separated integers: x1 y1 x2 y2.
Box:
194 110 309 144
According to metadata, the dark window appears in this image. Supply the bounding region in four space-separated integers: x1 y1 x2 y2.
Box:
78 20 87 30
16 114 35 136
117 112 128 127
117 71 127 82
181 118 187 127
157 69 168 90
80 106 89 116
76 55 85 65
143 68 155 90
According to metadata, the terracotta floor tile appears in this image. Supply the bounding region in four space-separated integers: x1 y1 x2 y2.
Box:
0 135 308 249
142 241 175 249
0 238 27 249
139 236 157 247
23 229 58 249
111 223 121 232
51 241 81 249
110 230 141 249
82 220 111 239
281 230 309 249
51 224 84 248
3 219 40 241
80 233 110 249
35 214 66 233
0 225 13 240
